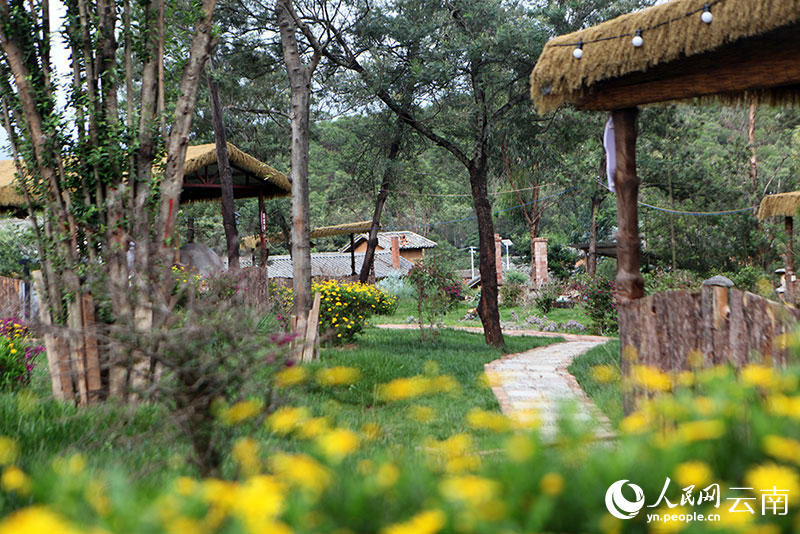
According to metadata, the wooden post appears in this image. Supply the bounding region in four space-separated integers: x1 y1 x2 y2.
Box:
301 292 322 362
81 294 103 403
786 216 794 303
32 271 73 401
350 234 356 276
612 108 644 301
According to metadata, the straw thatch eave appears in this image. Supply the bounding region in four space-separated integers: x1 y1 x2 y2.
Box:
758 192 800 220
240 221 374 250
531 0 800 113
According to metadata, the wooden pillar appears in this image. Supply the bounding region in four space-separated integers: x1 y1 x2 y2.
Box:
258 193 268 267
350 234 356 276
786 216 794 303
187 217 195 243
612 108 644 301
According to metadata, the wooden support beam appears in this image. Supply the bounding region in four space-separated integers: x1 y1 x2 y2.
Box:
578 24 800 111
613 108 644 302
787 216 795 303
350 234 356 276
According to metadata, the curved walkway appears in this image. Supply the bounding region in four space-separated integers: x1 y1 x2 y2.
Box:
376 324 614 441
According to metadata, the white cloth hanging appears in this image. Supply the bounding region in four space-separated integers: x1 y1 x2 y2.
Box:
603 117 616 193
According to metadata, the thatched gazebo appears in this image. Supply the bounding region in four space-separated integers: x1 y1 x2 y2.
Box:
531 0 800 370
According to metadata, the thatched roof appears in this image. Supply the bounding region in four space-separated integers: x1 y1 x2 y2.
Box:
240 221 374 250
758 192 800 220
531 0 800 112
181 143 290 202
0 159 27 209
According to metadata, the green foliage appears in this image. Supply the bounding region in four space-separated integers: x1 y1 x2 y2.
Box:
532 279 563 315
577 276 618 335
0 222 38 278
376 271 415 300
499 271 526 308
406 257 462 338
568 340 623 424
644 269 704 295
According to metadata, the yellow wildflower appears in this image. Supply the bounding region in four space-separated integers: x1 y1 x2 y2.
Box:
317 428 360 462
378 376 430 401
357 459 375 475
175 476 198 496
360 422 381 441
270 452 331 495
741 364 776 389
677 419 725 443
0 437 19 465
233 475 288 533
630 365 672 392
745 463 800 497
674 461 712 488
85 479 111 516
317 366 361 386
1 466 30 495
376 463 400 488
539 472 565 496
440 475 499 506
220 399 263 425
275 366 308 388
382 509 446 534
267 406 310 435
590 364 618 383
466 408 511 433
232 437 261 476
763 435 800 464
675 371 695 388
297 416 331 439
504 434 535 462
620 411 650 435
0 506 81 534
68 453 86 474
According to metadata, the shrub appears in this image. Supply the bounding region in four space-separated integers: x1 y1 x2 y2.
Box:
644 269 703 294
499 270 526 308
0 317 43 391
279 280 396 344
578 276 618 335
406 258 461 339
532 279 563 314
376 271 415 300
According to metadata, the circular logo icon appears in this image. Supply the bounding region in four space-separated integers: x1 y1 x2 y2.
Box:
605 480 645 519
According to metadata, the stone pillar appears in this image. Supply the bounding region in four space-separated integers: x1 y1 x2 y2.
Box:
391 236 401 269
534 237 548 288
495 234 503 284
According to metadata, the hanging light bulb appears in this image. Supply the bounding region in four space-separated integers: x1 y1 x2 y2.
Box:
632 29 643 47
573 42 583 59
701 4 713 23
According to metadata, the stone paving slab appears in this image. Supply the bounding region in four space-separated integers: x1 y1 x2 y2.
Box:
484 340 614 441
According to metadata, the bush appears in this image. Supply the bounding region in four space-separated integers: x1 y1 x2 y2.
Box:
376 271 415 300
644 269 703 294
0 317 43 390
279 280 396 344
406 258 461 339
578 276 618 335
532 279 563 314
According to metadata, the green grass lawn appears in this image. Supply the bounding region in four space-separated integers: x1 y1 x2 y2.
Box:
2 327 562 492
567 339 622 426
384 297 590 330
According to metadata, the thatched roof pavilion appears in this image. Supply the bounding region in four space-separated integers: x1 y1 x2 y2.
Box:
240 221 374 249
0 142 289 210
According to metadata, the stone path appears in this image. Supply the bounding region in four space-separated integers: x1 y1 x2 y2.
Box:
376 324 614 441
484 340 613 441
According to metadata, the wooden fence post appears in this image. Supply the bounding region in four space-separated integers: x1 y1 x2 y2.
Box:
31 271 73 401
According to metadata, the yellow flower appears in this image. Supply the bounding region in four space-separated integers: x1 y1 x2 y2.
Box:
741 363 776 389
504 434 535 462
620 411 650 434
630 365 672 392
67 453 86 474
378 376 430 401
674 461 712 488
426 433 481 474
232 437 261 476
275 366 308 388
269 453 331 495
316 428 360 462
233 475 288 532
540 472 564 496
0 437 19 465
382 509 446 534
466 408 511 433
1 466 30 495
590 364 618 383
763 435 800 464
297 416 331 439
175 476 198 496
317 366 361 386
677 419 725 443
220 399 263 425
85 479 111 516
409 405 435 423
0 506 81 534
745 463 800 497
675 371 695 388
267 406 310 435
376 463 400 488
440 475 499 506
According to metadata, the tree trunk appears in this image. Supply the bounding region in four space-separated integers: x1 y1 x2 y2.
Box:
588 189 601 277
208 67 240 271
469 158 504 347
359 120 403 283
276 0 315 338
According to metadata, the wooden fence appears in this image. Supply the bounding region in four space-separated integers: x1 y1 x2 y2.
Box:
0 275 22 318
618 285 800 375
